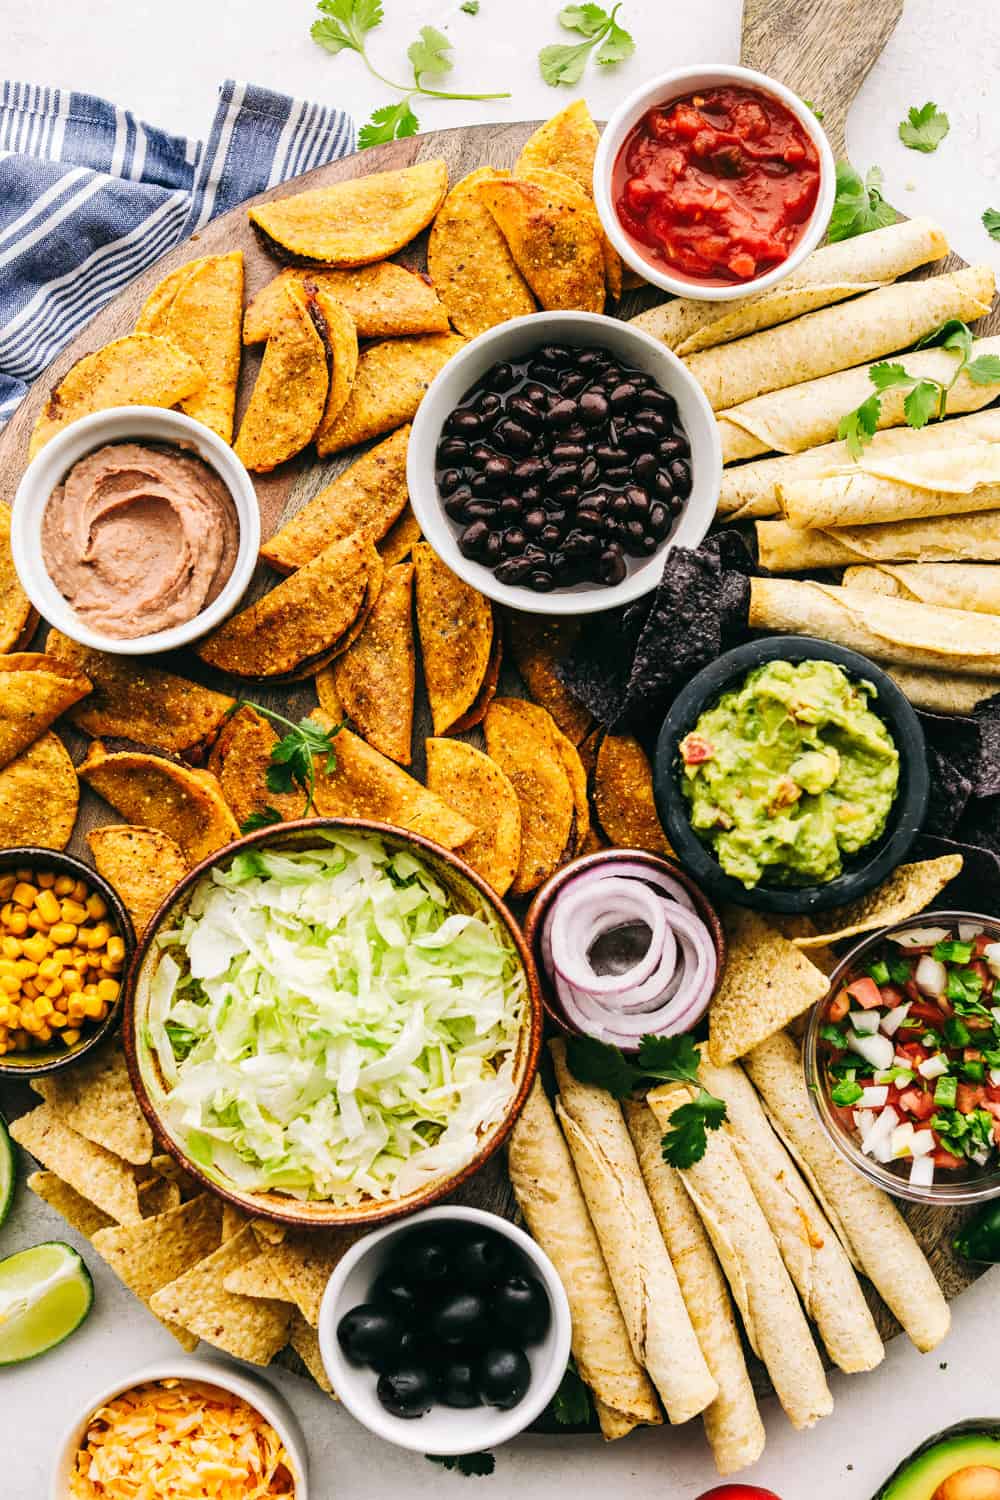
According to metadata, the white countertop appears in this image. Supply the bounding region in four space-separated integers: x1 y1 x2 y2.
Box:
5 2 1000 1497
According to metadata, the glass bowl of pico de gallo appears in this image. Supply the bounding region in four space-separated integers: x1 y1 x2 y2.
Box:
804 911 1000 1205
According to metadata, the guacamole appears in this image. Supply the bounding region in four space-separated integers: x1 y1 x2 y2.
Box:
679 659 900 888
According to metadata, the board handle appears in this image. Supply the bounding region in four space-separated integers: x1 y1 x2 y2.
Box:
741 0 904 156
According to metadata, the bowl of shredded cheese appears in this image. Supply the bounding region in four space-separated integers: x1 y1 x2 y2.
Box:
53 1360 308 1500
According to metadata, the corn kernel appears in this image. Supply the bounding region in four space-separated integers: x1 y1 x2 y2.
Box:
21 981 38 1000
0 1005 9 1026
71 880 88 903
37 957 59 981
85 893 108 920
52 948 74 965
1 936 22 959
62 1028 82 1046
67 997 86 1021
36 870 56 889
62 970 83 993
21 935 48 964
34 996 53 1020
82 993 105 1019
12 882 38 908
35 1024 53 1043
0 959 17 979
14 868 32 883
0 976 19 995
49 1010 67 1028
96 979 120 1003
60 900 87 925
82 923 110 950
106 936 126 964
35 889 61 924
54 874 75 897
6 911 27 937
49 923 77 946
15 960 37 979
0 875 15 900
26 911 47 932
44 979 63 1000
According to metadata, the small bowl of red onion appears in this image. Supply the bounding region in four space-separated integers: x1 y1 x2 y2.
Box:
523 848 725 1053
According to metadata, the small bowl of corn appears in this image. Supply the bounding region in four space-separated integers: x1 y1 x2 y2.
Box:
0 846 134 1077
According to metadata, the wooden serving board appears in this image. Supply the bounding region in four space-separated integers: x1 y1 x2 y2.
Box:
0 0 996 1390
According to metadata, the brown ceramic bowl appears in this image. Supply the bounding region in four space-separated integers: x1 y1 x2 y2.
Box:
523 847 725 1053
0 845 135 1079
124 819 542 1229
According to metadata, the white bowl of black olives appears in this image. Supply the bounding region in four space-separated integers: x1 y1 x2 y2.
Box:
318 1206 572 1454
408 310 721 615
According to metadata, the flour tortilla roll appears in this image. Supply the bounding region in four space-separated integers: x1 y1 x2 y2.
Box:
645 1083 832 1430
756 510 1000 571
749 577 1000 675
697 1058 883 1375
779 443 1000 530
623 1100 765 1476
718 334 1000 461
507 1077 662 1438
843 562 1000 615
684 264 995 412
720 409 1000 519
633 217 948 358
882 665 1000 713
744 1032 950 1352
550 1040 717 1424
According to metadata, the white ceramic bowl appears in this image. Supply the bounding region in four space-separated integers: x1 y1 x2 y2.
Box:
593 63 836 302
318 1205 572 1454
50 1356 309 1499
11 406 261 655
407 311 721 615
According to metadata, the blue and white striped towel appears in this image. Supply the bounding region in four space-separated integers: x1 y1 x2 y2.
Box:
0 79 354 428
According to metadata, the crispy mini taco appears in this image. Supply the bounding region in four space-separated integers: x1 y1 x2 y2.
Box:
261 426 410 574
517 164 621 301
484 698 576 896
425 737 521 897
243 262 449 343
249 159 448 265
507 613 592 744
326 561 415 765
28 334 205 457
233 281 329 471
0 502 37 653
592 734 671 856
79 742 238 864
197 531 381 681
46 629 233 757
87 825 189 937
478 175 605 314
135 251 244 443
316 333 464 456
0 732 77 849
310 286 359 434
205 706 303 831
413 541 495 734
427 167 536 338
378 505 422 566
0 651 91 771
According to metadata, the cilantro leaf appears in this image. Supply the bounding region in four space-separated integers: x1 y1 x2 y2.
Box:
461 1 479 11
540 3 632 86
408 24 453 83
837 393 881 458
538 39 594 86
904 379 943 428
563 1034 638 1099
803 99 824 121
238 702 344 817
552 1358 592 1425
240 807 285 835
558 2 611 36
596 19 635 65
983 208 1000 241
966 354 1000 386
868 361 914 392
636 1032 702 1085
915 317 974 361
899 101 950 154
358 99 420 148
661 1090 727 1169
426 1453 496 1477
311 0 383 53
828 160 897 242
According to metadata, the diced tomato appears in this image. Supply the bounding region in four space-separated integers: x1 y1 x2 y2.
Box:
957 1083 986 1114
968 958 994 996
680 733 715 765
906 1001 948 1029
827 989 850 1023
897 1087 935 1121
898 1041 930 1064
974 933 995 957
846 976 883 1011
985 1101 1000 1143
933 1147 965 1170
879 984 905 1008
904 977 921 1003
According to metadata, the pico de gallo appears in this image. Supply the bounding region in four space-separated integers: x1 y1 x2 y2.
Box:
818 918 1000 1189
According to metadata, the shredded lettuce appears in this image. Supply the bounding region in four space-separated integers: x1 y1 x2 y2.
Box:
140 831 526 1205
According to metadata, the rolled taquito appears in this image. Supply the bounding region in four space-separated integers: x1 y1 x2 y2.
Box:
507 1077 662 1438
646 1083 833 1430
755 511 1000 572
623 1099 766 1475
550 1040 718 1424
842 562 1000 615
744 1032 950 1353
779 444 1000 530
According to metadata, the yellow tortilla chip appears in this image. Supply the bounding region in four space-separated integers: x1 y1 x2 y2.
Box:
198 531 380 681
11 1104 143 1223
0 732 77 849
0 651 91 771
222 1204 249 1242
138 1175 182 1218
793 856 964 948
79 743 238 864
309 715 476 850
312 287 358 433
261 426 410 574
206 707 302 829
413 541 494 734
46 630 233 756
425 737 521 898
593 734 672 856
234 282 328 471
379 505 422 566
708 908 830 1066
223 1255 295 1303
328 561 414 764
150 1225 293 1362
87 825 188 937
249 159 448 266
30 1043 152 1165
484 698 576 896
257 1225 363 1327
91 1194 224 1349
0 502 37 653
135 252 244 442
150 1154 201 1201
289 1310 335 1395
316 333 464 456
479 176 605 313
243 263 449 344
28 1171 115 1238
427 167 536 338
552 720 590 856
507 613 592 744
29 334 206 458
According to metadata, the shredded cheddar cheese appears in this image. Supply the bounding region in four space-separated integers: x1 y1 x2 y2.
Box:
69 1378 297 1499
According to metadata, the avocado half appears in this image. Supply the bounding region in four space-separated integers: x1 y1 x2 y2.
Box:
877 1423 1000 1499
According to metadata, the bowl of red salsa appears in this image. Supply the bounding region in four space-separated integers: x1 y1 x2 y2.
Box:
594 65 835 300
805 912 1000 1205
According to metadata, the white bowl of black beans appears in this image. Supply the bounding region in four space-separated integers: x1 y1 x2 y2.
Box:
408 311 722 614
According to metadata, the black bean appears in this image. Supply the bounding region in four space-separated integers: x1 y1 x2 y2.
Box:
668 495 684 515
482 532 503 564
443 496 470 521
563 528 596 559
603 516 626 540
586 491 609 514
546 398 577 429
542 506 567 528
633 453 658 483
520 484 542 506
523 509 546 534
466 500 499 521
639 386 676 416
639 533 659 554
603 465 630 484
624 520 648 555
495 556 535 585
469 474 493 497
528 569 556 591
579 390 609 425
551 443 586 462
653 472 675 500
635 409 667 434
579 456 599 487
625 486 649 517
502 528 526 554
447 409 482 436
609 382 639 413
595 445 628 466
522 382 548 405
610 494 630 518
670 459 692 497
548 550 571 581
513 458 545 484
553 484 581 505
480 393 503 418
562 422 588 443
648 502 670 538
540 344 572 364
459 522 489 558
470 443 493 465
484 456 513 486
438 468 463 497
486 361 517 391
575 509 604 533
530 362 560 385
539 523 562 547
437 437 467 464
548 463 579 488
659 436 689 461
621 423 658 452
493 419 534 452
499 496 523 525
598 547 627 586
508 396 544 429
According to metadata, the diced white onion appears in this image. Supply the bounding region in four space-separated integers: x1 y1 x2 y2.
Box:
895 1052 912 1069
911 1129 935 1157
847 1029 894 1071
881 1003 911 1038
971 1145 991 1166
990 1069 1000 1087
859 1085 889 1108
849 1009 881 1035
959 921 985 940
917 1053 949 1080
915 955 948 998
909 1155 935 1187
984 945 1000 981
891 926 951 948
862 1105 898 1161
853 1109 876 1134
891 1122 915 1158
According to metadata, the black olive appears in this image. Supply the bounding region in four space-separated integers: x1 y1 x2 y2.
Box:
477 1347 532 1410
395 1230 452 1285
431 1290 491 1345
438 1353 481 1409
491 1275 551 1345
377 1366 436 1419
337 1303 405 1367
369 1325 430 1376
370 1269 422 1325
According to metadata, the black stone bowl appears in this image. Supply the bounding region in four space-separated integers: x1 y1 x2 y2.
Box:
653 636 929 915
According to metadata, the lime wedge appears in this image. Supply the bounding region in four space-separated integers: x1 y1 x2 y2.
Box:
0 1242 93 1363
0 1116 14 1229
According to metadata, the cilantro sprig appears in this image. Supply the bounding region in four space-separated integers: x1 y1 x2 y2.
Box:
552 1357 592 1425
564 1033 727 1168
426 1452 496 1477
232 703 345 832
899 101 950 154
983 208 1000 242
539 3 635 88
828 161 897 242
311 0 509 148
837 318 1000 458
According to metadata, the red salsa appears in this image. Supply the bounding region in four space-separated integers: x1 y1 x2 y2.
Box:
613 85 821 285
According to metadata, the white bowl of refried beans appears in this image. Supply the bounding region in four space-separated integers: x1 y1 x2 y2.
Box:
11 407 260 654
